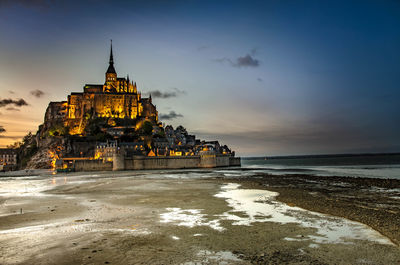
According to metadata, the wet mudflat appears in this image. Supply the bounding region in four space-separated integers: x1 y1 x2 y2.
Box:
232 173 400 246
0 171 399 264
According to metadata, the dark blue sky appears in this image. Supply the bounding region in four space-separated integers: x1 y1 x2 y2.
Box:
0 0 399 155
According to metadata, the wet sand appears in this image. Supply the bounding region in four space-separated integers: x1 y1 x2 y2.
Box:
232 173 400 246
0 171 399 264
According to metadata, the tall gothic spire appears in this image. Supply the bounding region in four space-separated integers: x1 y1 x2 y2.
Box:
106 39 116 74
109 40 114 64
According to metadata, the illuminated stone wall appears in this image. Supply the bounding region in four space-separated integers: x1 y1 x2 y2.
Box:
61 77 156 135
93 93 141 119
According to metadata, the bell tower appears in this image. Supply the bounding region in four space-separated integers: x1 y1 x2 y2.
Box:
105 40 117 92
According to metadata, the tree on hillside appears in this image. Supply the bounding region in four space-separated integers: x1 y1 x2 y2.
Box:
142 121 153 136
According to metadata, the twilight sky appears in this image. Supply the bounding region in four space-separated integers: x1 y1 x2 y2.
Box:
0 0 399 156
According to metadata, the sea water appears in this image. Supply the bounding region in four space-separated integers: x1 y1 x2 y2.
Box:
241 153 400 179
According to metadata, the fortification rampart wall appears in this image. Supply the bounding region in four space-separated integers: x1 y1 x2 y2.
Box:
74 159 112 171
73 155 240 171
125 156 201 170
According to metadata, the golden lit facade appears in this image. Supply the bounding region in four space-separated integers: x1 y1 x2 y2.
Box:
61 43 157 135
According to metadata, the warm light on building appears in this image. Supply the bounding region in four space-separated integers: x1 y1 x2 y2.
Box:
45 42 158 136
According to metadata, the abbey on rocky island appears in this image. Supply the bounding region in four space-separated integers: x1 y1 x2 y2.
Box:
25 42 240 170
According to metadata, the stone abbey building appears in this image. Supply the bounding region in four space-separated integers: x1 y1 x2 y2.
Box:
43 42 158 135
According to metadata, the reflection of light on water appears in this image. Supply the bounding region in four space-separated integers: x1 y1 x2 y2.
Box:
160 208 224 231
160 183 393 245
215 183 394 245
0 179 54 197
0 175 93 199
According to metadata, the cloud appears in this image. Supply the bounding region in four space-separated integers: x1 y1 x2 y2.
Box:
30 89 45 98
235 54 260 67
0 98 29 108
214 52 260 68
0 125 5 133
147 88 186 99
159 111 183 120
197 45 209 51
5 107 20 111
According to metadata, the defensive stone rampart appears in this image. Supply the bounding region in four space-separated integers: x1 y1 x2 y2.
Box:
125 156 200 170
72 154 240 171
74 159 112 171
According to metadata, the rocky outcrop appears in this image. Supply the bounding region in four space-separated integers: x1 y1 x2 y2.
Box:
25 137 64 169
25 135 97 169
25 147 53 169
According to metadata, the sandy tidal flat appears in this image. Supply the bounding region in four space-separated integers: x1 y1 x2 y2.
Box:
0 171 399 265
